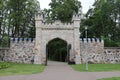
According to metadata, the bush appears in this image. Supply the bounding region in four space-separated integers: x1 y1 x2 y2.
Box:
0 62 10 69
104 38 119 47
0 35 10 47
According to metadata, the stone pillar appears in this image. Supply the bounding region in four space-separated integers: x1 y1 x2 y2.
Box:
72 14 81 64
34 43 41 64
40 41 47 64
34 13 43 64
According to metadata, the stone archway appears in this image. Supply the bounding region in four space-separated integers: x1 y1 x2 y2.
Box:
46 38 67 63
34 14 81 64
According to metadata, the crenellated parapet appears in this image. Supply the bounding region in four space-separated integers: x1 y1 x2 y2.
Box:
10 38 35 43
35 13 43 21
35 13 81 29
80 38 104 43
72 14 81 28
72 14 81 21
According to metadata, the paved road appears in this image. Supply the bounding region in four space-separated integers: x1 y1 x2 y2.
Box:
0 61 120 80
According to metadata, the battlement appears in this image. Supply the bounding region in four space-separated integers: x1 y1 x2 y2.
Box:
10 38 35 43
35 13 43 21
72 14 81 21
41 20 74 29
35 13 81 23
80 38 104 43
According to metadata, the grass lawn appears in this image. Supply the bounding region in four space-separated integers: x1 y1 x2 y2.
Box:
71 64 120 72
98 77 120 80
0 63 45 76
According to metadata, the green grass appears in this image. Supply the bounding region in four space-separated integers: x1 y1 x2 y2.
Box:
98 77 120 80
71 64 120 72
0 63 45 76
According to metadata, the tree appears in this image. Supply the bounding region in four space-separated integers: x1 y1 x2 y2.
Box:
42 0 81 22
0 0 8 47
81 0 120 46
6 0 40 37
0 0 40 47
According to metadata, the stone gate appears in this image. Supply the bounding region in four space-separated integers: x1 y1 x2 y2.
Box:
34 14 81 64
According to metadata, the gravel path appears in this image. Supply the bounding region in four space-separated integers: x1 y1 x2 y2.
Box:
0 61 120 80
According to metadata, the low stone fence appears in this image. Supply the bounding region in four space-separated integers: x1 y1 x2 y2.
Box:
83 47 120 64
1 38 120 64
0 38 35 63
80 38 120 64
80 38 104 63
6 38 35 63
0 48 9 61
102 47 120 63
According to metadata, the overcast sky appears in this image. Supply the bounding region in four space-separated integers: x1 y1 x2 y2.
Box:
38 0 95 13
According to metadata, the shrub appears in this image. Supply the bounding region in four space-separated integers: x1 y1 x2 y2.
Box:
0 35 10 47
0 62 10 69
104 38 119 47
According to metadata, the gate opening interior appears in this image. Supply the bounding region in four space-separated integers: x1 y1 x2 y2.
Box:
46 38 67 62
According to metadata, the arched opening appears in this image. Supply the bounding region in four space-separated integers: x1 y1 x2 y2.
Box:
46 38 67 62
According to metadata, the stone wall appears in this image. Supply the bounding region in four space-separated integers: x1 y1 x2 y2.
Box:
0 37 120 64
102 47 120 63
2 38 35 63
80 38 120 64
0 48 9 61
80 38 104 63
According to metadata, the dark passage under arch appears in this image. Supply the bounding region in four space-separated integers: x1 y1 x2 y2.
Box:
46 38 67 62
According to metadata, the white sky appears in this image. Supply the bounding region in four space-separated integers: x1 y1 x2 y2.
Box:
38 0 95 13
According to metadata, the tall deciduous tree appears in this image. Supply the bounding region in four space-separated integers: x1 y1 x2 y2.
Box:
81 0 120 46
0 0 40 47
0 0 8 47
6 0 40 37
42 0 81 22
